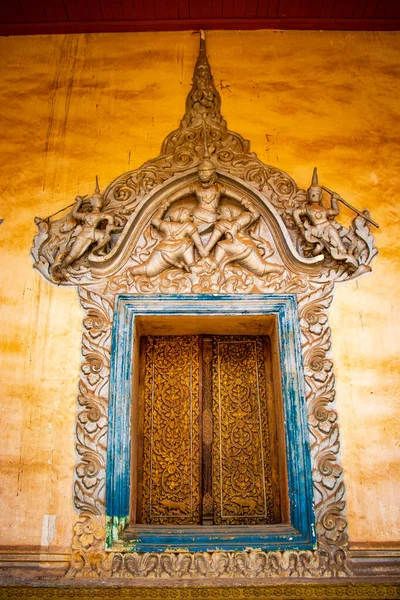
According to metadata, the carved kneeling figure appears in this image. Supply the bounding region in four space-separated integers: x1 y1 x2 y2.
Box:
129 205 207 277
213 216 284 277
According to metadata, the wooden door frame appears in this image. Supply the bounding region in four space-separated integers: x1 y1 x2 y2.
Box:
105 294 315 552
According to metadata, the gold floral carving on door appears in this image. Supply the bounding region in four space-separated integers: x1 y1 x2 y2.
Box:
140 336 201 525
139 335 280 526
212 337 277 525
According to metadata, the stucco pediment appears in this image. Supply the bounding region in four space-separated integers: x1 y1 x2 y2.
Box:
31 35 377 294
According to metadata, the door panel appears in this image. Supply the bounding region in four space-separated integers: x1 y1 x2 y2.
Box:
140 335 201 524
139 334 279 526
212 336 277 525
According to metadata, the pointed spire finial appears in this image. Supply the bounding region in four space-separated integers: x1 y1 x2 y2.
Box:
180 30 226 130
197 118 215 171
202 118 210 159
162 30 230 157
199 29 206 56
311 167 318 186
95 175 100 194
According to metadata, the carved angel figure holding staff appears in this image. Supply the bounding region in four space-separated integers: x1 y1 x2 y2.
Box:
293 168 378 270
48 178 120 280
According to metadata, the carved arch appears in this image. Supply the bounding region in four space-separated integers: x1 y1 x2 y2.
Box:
88 169 323 278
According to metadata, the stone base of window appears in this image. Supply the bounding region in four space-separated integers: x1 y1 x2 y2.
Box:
0 546 399 598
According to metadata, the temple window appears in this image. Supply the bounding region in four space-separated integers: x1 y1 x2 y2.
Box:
106 295 315 552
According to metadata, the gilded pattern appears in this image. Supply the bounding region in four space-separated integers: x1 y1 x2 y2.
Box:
3 584 400 600
141 336 200 524
3 584 400 599
212 337 275 525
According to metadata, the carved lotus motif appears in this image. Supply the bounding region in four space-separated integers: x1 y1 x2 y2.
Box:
83 310 107 338
300 306 328 335
74 515 105 551
81 353 106 386
76 457 101 489
78 407 107 434
315 453 342 490
305 348 333 383
318 511 347 543
309 401 337 434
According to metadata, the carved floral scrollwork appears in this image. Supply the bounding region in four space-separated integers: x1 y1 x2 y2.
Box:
69 519 350 580
297 282 350 570
211 337 275 525
73 289 114 516
141 336 201 525
66 274 353 580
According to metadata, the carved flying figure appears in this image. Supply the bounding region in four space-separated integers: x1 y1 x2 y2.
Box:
294 168 360 269
52 178 119 278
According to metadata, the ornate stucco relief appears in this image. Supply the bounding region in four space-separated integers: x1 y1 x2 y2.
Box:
31 31 378 580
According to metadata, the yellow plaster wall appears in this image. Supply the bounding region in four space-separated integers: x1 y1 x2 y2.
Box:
0 30 399 549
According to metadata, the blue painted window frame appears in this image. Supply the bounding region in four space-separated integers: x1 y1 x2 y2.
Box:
106 294 316 552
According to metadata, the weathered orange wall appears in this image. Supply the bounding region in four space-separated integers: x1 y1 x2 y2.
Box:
0 30 399 550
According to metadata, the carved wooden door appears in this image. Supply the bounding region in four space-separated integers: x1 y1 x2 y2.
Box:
137 335 280 525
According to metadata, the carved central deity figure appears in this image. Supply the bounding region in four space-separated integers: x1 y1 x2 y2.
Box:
189 154 225 235
129 157 283 279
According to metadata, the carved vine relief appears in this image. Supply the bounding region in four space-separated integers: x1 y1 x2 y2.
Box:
31 32 378 580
